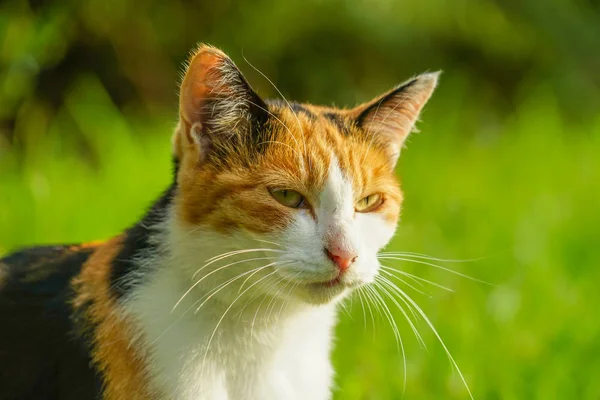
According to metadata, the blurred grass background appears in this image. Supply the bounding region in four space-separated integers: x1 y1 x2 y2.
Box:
1 0 600 398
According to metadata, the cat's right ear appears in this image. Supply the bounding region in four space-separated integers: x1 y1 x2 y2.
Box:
348 72 439 167
173 44 267 163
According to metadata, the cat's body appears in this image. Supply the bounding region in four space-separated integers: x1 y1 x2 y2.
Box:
0 191 334 400
0 45 438 399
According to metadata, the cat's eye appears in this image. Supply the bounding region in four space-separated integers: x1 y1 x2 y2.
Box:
269 188 306 209
355 193 384 213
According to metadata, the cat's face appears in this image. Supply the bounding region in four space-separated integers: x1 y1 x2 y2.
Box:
171 45 437 305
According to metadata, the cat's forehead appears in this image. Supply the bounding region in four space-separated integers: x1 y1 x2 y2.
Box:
266 101 355 135
258 101 395 198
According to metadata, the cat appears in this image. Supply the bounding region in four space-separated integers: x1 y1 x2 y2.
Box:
0 44 438 400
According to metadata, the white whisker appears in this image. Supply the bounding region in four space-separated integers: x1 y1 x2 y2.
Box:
200 270 279 382
385 281 474 400
152 263 276 346
173 256 277 311
381 266 454 293
242 54 307 171
249 238 288 249
245 99 304 157
360 285 378 336
378 256 489 284
367 283 407 397
379 268 430 296
379 251 487 264
203 247 283 266
375 276 425 347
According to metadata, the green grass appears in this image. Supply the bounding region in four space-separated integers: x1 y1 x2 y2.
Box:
2 75 599 399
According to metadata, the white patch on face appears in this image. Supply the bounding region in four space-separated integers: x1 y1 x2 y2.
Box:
274 155 397 304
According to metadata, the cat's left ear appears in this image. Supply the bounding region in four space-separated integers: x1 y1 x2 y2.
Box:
173 44 267 163
349 72 440 166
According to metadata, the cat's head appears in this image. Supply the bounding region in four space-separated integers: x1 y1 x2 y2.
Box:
170 45 438 305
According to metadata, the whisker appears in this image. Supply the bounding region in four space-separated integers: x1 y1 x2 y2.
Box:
238 261 298 294
264 275 293 322
251 289 271 340
338 299 353 320
256 140 304 160
191 247 283 280
174 256 277 311
193 263 278 315
367 283 407 397
375 276 425 347
355 287 368 333
236 267 299 323
387 282 474 400
203 247 283 265
381 266 454 293
245 99 304 158
274 274 302 325
200 270 279 381
242 54 307 166
379 252 487 264
360 285 378 336
378 256 490 284
152 263 276 345
249 238 288 249
379 268 430 296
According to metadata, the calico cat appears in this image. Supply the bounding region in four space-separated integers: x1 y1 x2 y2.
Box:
0 44 438 400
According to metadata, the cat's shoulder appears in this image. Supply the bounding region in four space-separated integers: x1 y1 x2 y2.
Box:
0 242 102 293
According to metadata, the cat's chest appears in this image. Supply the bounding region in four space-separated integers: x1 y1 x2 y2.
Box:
144 312 334 400
125 274 337 400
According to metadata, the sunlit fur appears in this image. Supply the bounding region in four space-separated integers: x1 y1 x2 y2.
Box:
121 45 439 399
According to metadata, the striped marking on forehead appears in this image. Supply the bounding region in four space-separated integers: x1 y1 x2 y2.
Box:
323 112 352 136
265 106 371 197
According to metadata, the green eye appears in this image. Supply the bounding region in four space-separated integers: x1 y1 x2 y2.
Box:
269 188 306 209
356 193 384 213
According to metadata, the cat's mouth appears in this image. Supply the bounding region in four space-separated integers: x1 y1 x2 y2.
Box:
305 272 344 288
305 275 362 302
273 268 363 304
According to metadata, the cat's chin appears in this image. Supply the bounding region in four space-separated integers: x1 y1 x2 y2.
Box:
292 280 351 305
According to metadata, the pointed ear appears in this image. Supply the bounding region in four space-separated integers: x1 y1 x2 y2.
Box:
172 44 267 163
349 72 440 166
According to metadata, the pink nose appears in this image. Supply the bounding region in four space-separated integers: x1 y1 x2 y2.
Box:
326 247 358 273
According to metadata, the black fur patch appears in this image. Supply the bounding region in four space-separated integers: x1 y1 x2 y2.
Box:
323 112 351 136
0 246 103 400
290 102 316 120
109 183 177 300
266 99 316 120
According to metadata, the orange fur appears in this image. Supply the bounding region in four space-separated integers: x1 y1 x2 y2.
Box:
70 240 106 251
72 237 153 400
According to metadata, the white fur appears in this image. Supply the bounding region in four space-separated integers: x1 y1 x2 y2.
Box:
122 156 396 399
